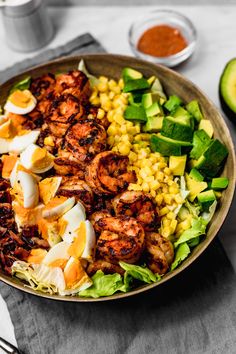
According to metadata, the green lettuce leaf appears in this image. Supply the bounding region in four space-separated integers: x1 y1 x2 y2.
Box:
171 242 190 271
185 199 201 218
119 261 158 283
78 59 99 86
79 270 128 298
174 217 207 248
10 76 31 94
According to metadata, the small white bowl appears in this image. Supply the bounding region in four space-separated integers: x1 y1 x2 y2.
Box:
129 9 197 67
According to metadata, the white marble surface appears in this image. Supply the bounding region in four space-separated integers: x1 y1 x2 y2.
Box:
0 5 236 352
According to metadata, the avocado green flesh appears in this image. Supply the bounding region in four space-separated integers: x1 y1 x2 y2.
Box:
220 59 236 113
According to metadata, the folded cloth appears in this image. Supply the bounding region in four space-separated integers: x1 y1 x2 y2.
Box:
0 33 105 84
0 33 236 354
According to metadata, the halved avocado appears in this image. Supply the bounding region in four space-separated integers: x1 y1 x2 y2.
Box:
219 58 236 121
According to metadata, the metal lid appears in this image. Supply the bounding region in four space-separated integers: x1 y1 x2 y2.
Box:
3 0 41 17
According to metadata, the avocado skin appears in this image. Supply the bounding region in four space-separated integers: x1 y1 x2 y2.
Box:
219 88 236 123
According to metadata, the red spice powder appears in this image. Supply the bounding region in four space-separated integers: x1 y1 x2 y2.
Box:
137 24 187 57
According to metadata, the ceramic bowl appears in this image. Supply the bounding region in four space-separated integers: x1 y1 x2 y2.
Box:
0 54 235 302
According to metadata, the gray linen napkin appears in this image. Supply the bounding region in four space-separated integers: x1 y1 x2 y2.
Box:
0 33 236 354
0 33 105 84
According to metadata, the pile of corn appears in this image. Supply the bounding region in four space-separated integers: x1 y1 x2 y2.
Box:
90 76 192 239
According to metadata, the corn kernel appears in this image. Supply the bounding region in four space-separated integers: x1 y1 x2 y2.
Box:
90 90 98 101
142 182 150 192
150 190 156 198
99 76 108 83
128 151 137 163
162 217 170 227
169 186 179 194
113 113 125 125
97 82 108 93
174 194 183 204
118 143 130 156
156 171 164 181
107 124 118 136
107 136 115 146
159 206 169 216
44 136 54 147
90 97 100 106
164 194 173 205
97 108 105 119
164 167 172 176
167 211 175 220
118 79 124 89
128 183 142 191
149 180 160 191
162 227 172 238
120 125 127 134
170 219 177 232
159 162 167 169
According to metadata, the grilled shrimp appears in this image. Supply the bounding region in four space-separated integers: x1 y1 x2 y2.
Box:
89 106 110 129
47 94 85 137
54 70 90 101
112 191 158 231
65 119 107 162
54 150 86 178
89 210 112 232
145 232 174 275
86 151 136 196
30 73 55 101
96 216 145 264
87 260 124 276
58 176 93 213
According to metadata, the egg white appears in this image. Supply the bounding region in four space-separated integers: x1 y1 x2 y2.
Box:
20 143 54 173
42 196 75 219
17 170 39 208
43 241 71 267
60 202 86 243
4 93 37 115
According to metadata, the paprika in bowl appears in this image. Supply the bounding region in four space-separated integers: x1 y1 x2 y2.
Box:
129 10 197 67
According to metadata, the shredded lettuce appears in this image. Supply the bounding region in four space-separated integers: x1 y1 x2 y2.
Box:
79 270 128 298
12 261 65 295
119 261 158 283
201 200 217 223
78 59 99 86
171 242 190 271
185 200 201 218
10 76 31 94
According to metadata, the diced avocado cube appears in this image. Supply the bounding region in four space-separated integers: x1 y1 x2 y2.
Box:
161 116 193 142
185 173 208 202
164 95 182 112
189 168 204 182
210 177 229 190
122 67 143 83
128 92 143 106
197 139 229 177
197 190 216 211
143 116 163 133
190 129 212 159
146 102 162 117
198 119 214 138
173 107 195 129
169 155 187 176
186 100 204 123
123 78 150 93
142 93 153 109
150 134 192 156
124 105 147 122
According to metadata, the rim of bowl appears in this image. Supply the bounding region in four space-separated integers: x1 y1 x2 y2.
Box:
128 9 197 65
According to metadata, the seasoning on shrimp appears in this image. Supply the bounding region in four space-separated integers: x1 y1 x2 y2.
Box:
112 191 158 231
95 216 145 264
86 151 136 195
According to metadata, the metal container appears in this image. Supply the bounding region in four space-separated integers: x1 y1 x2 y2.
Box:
2 0 54 52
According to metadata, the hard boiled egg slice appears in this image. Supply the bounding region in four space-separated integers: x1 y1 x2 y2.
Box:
59 257 92 296
42 196 75 220
16 170 39 208
39 176 62 205
10 130 40 153
68 220 96 261
59 201 86 243
43 241 71 269
0 118 13 138
12 201 44 230
38 218 62 247
20 143 54 174
10 160 41 188
4 89 37 115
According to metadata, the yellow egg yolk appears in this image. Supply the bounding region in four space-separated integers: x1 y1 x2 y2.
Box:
1 154 18 178
27 249 47 264
44 196 68 209
39 177 60 205
64 258 86 288
68 221 86 259
48 259 68 269
9 90 33 108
